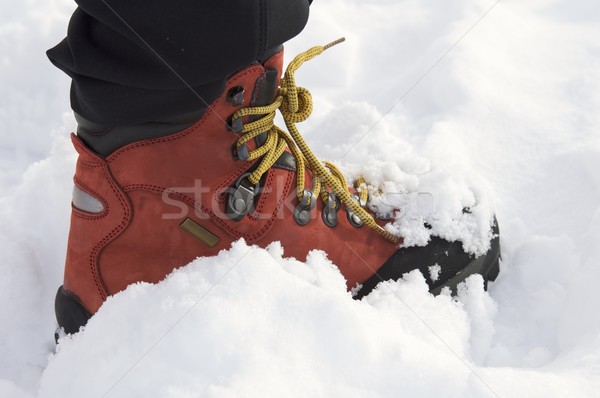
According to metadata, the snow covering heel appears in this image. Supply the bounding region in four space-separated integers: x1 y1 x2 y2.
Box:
55 286 91 339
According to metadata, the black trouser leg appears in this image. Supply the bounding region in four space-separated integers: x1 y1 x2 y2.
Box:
47 0 311 127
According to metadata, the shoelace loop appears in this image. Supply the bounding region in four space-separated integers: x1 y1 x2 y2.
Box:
229 38 399 244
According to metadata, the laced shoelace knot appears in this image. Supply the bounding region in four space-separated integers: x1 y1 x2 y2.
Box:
227 38 399 244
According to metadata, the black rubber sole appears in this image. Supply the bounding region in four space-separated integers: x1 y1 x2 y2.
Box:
354 218 501 299
55 286 91 341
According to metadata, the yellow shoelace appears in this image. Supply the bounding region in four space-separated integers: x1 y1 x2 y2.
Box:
230 38 398 244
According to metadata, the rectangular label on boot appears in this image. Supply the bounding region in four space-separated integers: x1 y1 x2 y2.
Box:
180 218 220 247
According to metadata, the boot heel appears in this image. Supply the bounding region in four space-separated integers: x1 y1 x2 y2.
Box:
55 286 91 339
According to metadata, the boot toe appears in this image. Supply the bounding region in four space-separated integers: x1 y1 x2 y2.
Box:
354 218 501 299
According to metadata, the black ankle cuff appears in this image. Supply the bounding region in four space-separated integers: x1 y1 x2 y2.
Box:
75 110 205 157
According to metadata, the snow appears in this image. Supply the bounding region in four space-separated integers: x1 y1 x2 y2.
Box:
2 0 600 397
429 264 441 282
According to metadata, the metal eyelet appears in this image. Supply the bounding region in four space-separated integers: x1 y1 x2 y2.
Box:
294 189 317 226
226 173 259 221
227 86 245 106
346 194 364 228
230 142 250 161
322 193 341 228
227 115 244 134
236 143 250 161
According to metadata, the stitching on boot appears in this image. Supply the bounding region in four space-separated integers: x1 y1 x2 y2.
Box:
89 165 132 301
123 184 212 220
245 170 293 241
248 168 274 221
106 67 264 163
122 178 291 244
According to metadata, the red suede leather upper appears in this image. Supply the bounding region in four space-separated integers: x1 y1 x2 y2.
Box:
64 50 398 314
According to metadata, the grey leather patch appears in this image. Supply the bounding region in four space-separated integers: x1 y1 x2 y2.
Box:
72 185 104 213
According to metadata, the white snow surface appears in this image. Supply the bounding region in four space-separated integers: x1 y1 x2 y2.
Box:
2 0 600 397
429 264 442 283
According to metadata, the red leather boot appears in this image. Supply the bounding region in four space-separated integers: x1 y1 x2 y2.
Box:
56 41 500 334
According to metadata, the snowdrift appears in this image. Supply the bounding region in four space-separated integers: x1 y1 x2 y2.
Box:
2 0 600 397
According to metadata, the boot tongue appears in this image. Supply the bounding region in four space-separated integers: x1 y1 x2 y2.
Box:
253 68 280 108
245 48 296 171
251 50 297 172
252 63 281 147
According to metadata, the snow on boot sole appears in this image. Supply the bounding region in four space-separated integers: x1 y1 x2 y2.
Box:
355 218 501 299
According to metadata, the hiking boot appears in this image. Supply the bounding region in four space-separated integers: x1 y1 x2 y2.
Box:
56 41 500 335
